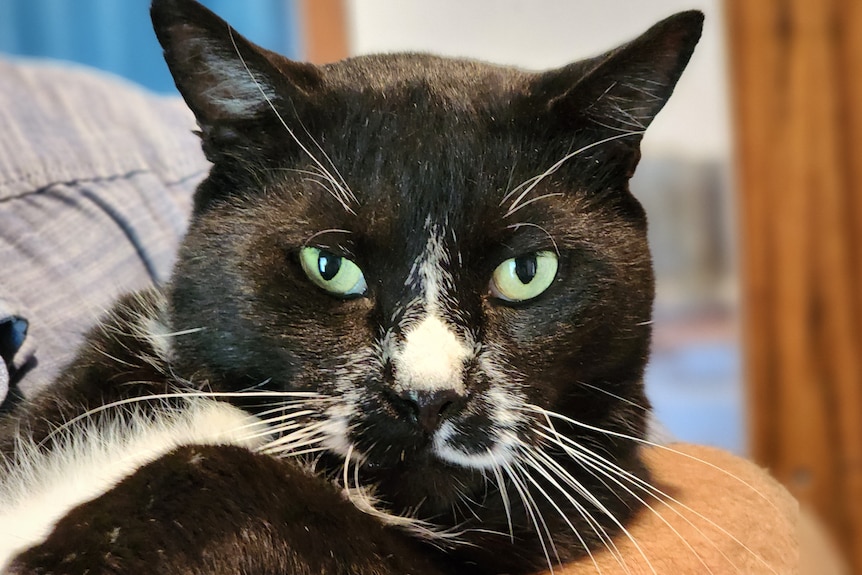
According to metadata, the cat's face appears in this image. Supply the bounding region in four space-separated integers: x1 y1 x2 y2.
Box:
153 0 701 557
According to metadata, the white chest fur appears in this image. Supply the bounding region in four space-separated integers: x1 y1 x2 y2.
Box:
0 398 266 570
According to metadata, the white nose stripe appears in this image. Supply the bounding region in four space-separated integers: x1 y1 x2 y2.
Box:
393 315 469 394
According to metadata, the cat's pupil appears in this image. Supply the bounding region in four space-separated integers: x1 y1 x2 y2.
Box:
318 252 342 281
514 255 538 284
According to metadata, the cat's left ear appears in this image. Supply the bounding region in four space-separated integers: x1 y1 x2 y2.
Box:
150 0 321 143
534 11 704 136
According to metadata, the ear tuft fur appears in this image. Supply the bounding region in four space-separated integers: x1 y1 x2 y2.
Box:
535 11 704 135
150 0 320 130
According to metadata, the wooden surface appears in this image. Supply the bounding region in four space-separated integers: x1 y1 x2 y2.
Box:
725 0 862 569
298 0 349 64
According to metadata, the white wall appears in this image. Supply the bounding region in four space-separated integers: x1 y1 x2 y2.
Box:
345 0 731 160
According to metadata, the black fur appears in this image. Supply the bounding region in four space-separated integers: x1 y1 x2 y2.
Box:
1 1 703 573
7 445 451 575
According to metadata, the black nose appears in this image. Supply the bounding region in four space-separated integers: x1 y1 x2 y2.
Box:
394 389 463 434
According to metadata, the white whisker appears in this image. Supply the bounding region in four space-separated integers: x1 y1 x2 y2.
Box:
298 121 356 204
501 131 644 215
549 439 719 574
488 453 515 542
504 192 565 219
500 172 544 206
257 423 329 452
499 458 558 573
573 381 649 411
300 227 354 247
226 27 356 216
528 442 655 574
36 391 328 450
530 409 781 573
528 439 658 575
339 446 464 544
523 404 779 510
519 448 626 575
559 433 770 573
505 222 561 257
267 446 329 459
145 327 205 339
512 457 604 574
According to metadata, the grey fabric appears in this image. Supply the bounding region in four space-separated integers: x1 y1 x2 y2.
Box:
0 58 209 397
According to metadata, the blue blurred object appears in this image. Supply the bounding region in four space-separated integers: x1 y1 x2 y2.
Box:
646 341 745 454
0 0 301 93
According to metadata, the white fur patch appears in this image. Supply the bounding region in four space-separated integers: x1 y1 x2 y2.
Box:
389 230 473 395
392 315 469 394
321 402 357 458
141 315 175 362
433 422 519 470
180 37 276 120
0 398 267 569
416 232 448 310
429 349 527 469
485 385 524 428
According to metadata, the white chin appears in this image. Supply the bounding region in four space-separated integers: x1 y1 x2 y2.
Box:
431 422 517 470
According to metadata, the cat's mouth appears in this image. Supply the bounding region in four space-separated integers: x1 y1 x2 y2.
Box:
431 420 520 470
327 439 498 520
329 396 522 476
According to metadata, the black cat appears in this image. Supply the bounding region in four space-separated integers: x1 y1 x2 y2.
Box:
0 1 702 573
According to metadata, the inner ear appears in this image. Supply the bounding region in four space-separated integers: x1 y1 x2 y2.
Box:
151 0 321 129
534 11 704 135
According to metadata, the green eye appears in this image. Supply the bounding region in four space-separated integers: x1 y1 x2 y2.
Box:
299 247 367 297
490 251 558 303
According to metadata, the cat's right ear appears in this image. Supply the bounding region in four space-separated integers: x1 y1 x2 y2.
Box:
150 0 321 149
532 11 703 140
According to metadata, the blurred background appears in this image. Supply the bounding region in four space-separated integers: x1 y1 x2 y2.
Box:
1 0 859 569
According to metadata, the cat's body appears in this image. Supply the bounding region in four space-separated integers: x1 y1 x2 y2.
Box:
0 1 702 573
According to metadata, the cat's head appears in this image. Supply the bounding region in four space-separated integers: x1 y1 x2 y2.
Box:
152 0 701 553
